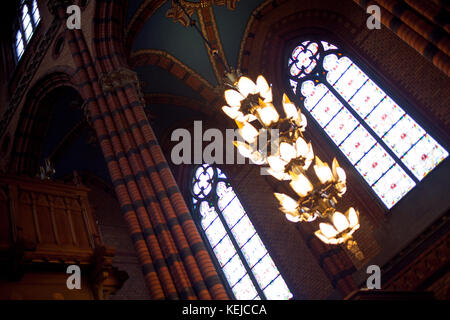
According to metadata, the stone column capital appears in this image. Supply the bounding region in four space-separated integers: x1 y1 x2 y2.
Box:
99 68 146 106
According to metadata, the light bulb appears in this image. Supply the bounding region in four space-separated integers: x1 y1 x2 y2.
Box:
295 137 308 158
282 94 298 119
233 141 253 158
347 207 359 228
274 193 298 212
249 151 266 165
332 211 349 232
315 231 332 244
237 76 257 97
336 167 346 182
256 75 270 96
267 168 291 181
285 213 301 223
224 89 244 108
332 158 346 182
279 142 297 162
304 143 314 170
290 173 313 197
319 223 338 239
257 101 279 126
237 121 259 144
313 156 332 184
267 156 287 173
222 106 242 119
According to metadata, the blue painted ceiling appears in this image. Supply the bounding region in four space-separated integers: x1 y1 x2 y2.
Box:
129 0 265 92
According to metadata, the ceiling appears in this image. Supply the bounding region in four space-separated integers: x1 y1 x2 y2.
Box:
128 0 265 89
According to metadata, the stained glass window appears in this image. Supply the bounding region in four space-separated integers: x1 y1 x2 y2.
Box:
191 164 293 300
288 40 448 209
14 0 40 61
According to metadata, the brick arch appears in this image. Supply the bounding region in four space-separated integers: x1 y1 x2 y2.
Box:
10 71 82 174
238 3 361 89
130 50 220 105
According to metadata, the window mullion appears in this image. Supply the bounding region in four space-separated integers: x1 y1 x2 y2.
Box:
324 81 420 184
212 202 267 300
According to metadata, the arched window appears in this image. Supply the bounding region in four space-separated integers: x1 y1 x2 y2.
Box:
190 164 293 300
14 0 40 61
287 40 448 209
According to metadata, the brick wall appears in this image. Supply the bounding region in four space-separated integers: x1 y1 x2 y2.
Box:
84 176 151 300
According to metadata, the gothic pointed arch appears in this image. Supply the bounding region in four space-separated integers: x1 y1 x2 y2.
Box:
10 70 82 174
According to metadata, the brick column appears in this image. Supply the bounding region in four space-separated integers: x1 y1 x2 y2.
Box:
353 0 450 76
47 0 228 299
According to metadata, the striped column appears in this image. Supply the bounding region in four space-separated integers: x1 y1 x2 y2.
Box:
375 0 450 56
354 0 450 75
404 0 450 33
48 0 228 299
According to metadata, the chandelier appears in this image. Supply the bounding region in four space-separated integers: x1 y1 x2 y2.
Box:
174 0 364 260
221 73 363 260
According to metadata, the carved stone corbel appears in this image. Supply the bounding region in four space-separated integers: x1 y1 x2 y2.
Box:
99 67 146 106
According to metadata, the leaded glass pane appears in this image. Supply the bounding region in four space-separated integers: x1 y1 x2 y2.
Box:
310 91 343 127
383 115 426 158
24 23 33 41
216 167 227 178
401 135 449 180
365 96 404 137
217 181 235 211
16 31 24 59
22 7 32 41
199 201 217 230
252 255 279 289
263 276 293 300
204 218 226 248
221 197 245 229
333 64 368 101
301 81 328 111
32 0 40 24
193 166 213 198
355 144 395 185
241 235 266 267
339 125 377 164
231 215 256 247
232 275 259 300
321 41 338 51
372 164 416 209
323 55 352 85
348 79 386 118
290 79 298 94
324 107 359 145
222 255 246 287
213 236 237 267
290 42 320 78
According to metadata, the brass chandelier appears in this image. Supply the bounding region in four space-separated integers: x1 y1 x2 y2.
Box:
221 73 363 260
175 0 364 260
